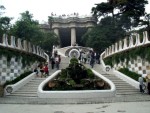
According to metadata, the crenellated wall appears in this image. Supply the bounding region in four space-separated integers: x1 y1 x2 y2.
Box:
103 31 149 58
0 34 45 57
102 31 150 77
0 34 46 85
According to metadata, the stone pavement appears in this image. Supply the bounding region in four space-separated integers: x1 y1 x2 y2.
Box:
0 101 150 113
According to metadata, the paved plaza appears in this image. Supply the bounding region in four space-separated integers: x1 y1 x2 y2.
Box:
0 101 150 113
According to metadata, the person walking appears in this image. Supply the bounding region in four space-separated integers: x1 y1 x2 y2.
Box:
138 76 144 93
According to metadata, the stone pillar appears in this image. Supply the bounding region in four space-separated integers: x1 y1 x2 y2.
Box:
10 36 16 47
28 42 32 53
54 28 61 47
2 34 7 46
33 45 36 54
54 28 59 37
23 40 28 51
17 38 23 50
71 28 76 46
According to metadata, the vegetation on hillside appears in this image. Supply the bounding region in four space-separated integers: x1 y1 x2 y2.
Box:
81 0 149 53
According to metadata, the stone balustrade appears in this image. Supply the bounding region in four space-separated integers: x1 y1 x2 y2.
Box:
0 34 45 59
52 16 96 24
104 31 150 58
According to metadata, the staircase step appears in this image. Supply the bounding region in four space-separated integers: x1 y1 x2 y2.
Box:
7 94 37 97
117 92 141 95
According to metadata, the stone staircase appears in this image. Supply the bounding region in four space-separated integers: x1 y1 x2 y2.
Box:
5 58 141 98
102 73 140 95
6 77 45 98
6 57 70 98
92 64 141 96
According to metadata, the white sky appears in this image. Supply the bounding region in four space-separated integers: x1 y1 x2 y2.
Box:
1 0 150 24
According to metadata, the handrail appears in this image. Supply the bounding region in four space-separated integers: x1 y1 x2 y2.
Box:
4 72 36 95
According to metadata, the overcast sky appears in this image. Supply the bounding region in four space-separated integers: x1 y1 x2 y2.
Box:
1 0 150 24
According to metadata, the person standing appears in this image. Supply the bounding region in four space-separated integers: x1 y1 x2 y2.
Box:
138 76 144 93
50 56 55 69
55 55 60 70
44 64 49 77
90 50 95 68
145 74 150 95
39 63 44 78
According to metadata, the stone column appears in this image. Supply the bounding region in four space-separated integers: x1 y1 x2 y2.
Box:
54 28 59 37
71 28 76 46
11 36 15 47
54 28 61 47
17 38 23 50
23 40 28 51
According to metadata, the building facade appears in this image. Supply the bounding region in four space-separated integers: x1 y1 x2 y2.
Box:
40 15 97 47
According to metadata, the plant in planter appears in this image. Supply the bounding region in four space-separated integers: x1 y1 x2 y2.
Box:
44 58 110 90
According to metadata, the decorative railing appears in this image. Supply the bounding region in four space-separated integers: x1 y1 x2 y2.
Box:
0 34 45 59
103 31 150 58
53 16 96 24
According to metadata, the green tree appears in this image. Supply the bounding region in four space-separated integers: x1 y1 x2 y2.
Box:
34 31 59 52
11 11 59 53
92 0 148 30
82 16 125 52
0 5 12 36
118 0 148 29
0 17 12 35
0 5 5 16
92 2 114 18
141 13 150 38
11 11 39 41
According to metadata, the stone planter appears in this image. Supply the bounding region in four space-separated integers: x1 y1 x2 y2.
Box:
38 70 116 101
0 85 4 97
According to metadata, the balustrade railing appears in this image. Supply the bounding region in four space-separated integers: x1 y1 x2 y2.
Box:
104 31 150 58
0 34 46 59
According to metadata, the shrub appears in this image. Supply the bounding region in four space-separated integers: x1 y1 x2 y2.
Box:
3 71 32 88
70 58 78 64
118 68 141 81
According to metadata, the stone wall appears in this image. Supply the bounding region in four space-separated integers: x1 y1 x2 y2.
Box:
0 55 39 85
113 56 150 77
0 34 46 85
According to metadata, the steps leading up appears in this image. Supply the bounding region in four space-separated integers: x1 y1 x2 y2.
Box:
5 58 142 100
6 77 45 98
92 64 141 95
6 57 70 98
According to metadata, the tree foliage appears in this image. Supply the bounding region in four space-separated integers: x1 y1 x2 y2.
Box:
92 0 148 30
82 16 125 52
10 11 59 52
84 0 148 53
10 11 39 41
0 5 12 36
